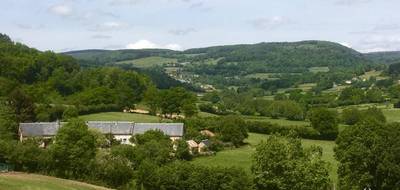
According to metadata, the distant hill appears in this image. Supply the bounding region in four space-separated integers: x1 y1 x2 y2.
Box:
64 49 178 66
65 40 372 73
364 51 400 65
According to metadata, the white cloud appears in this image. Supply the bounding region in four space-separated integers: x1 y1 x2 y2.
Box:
339 42 351 48
249 16 292 30
89 21 129 31
168 28 196 36
49 4 72 17
356 35 400 52
126 40 182 50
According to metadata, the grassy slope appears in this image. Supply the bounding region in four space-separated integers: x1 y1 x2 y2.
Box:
79 112 170 123
192 133 338 183
115 56 177 68
0 173 110 190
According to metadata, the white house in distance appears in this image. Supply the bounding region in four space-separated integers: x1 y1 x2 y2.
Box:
19 121 184 146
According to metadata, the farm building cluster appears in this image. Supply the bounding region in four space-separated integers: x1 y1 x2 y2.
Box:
18 121 213 154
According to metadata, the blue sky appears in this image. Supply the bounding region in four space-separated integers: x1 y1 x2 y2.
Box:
1 0 400 52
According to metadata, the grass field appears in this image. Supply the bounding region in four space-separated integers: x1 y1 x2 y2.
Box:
308 67 330 73
115 56 177 68
192 133 338 183
79 112 169 122
0 173 109 190
242 115 309 126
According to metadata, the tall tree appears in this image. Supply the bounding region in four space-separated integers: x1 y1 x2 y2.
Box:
308 108 338 140
335 121 400 189
50 119 96 178
252 135 331 190
8 88 35 122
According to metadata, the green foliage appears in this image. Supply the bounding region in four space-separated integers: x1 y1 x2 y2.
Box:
308 108 339 140
91 153 134 189
252 135 331 190
335 121 400 189
175 139 192 161
341 108 362 125
339 87 366 105
245 121 321 140
49 119 96 178
218 115 248 147
0 102 18 140
8 88 36 122
139 161 253 190
131 130 170 145
62 106 78 121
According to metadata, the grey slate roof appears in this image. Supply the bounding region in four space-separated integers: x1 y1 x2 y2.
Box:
133 123 184 137
19 122 65 137
20 121 184 137
86 121 134 135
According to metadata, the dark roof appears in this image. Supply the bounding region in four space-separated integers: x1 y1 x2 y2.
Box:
87 121 134 135
19 122 65 137
20 121 184 137
133 123 184 137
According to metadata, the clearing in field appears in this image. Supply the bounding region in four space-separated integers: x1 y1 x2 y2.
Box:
0 172 110 190
115 56 177 68
192 133 338 183
79 112 169 122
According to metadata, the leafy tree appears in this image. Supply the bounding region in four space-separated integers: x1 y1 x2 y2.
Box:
339 87 365 105
362 106 386 123
365 87 384 103
341 107 362 125
308 108 338 140
335 121 400 189
143 85 160 115
0 101 18 140
50 119 96 178
62 106 78 121
91 153 134 189
218 115 248 147
175 139 192 161
181 99 198 118
130 130 170 145
8 88 36 122
252 135 331 190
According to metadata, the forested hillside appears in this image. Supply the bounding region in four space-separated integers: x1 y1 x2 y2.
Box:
183 41 370 74
365 51 400 65
0 33 150 122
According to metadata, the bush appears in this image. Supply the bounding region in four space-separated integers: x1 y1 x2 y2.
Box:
245 121 322 140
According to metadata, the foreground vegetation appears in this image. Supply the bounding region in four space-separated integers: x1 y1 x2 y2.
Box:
192 133 338 182
0 173 110 190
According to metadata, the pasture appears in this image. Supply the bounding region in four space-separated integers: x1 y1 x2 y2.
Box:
192 133 338 183
79 112 169 122
115 56 177 68
0 173 110 190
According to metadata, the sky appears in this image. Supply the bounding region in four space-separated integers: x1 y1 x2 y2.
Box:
1 0 400 53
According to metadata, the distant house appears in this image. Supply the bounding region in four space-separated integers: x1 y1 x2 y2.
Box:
200 130 215 137
186 140 198 154
19 121 184 146
198 139 211 153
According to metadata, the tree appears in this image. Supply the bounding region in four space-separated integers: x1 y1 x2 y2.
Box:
130 130 170 145
341 107 362 125
181 99 198 118
91 153 134 189
308 108 338 140
335 121 400 189
159 87 197 117
0 101 18 140
50 119 96 178
365 87 384 103
252 135 331 190
62 106 78 121
362 106 386 123
218 115 248 147
143 85 160 115
175 139 192 161
8 88 36 122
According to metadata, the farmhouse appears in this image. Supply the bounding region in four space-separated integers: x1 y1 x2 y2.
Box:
19 121 184 146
